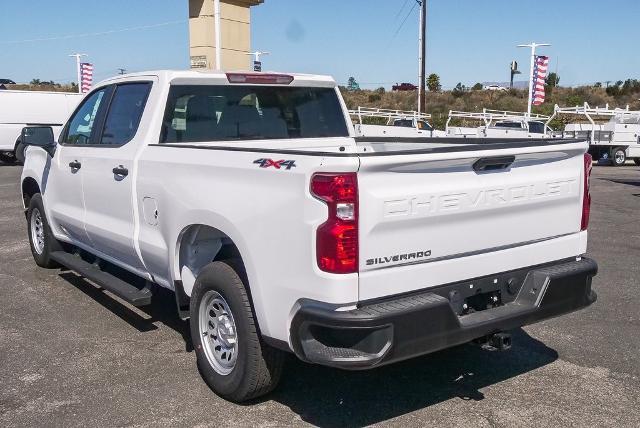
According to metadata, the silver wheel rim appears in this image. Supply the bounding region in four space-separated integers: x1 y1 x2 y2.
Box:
30 208 45 255
615 150 625 164
198 290 238 375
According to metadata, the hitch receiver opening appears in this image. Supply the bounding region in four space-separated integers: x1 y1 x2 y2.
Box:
474 332 512 352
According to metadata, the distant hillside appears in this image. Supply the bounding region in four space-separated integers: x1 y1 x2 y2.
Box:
341 85 640 130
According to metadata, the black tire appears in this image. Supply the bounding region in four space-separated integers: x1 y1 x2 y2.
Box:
634 158 640 167
26 194 62 268
190 260 285 402
611 147 627 167
14 141 27 164
0 151 16 164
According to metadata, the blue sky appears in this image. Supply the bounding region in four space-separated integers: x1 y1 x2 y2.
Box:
0 0 638 89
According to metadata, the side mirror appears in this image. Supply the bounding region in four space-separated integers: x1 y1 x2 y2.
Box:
18 126 56 162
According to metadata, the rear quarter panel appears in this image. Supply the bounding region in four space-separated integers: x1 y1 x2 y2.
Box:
135 143 360 341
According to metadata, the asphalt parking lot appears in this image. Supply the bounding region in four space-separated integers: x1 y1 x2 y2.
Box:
1 161 639 427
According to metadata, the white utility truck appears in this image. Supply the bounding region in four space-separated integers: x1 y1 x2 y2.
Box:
20 70 597 402
545 103 640 166
0 90 82 162
350 107 446 138
446 109 555 139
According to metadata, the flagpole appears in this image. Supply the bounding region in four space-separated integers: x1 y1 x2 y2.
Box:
69 53 87 94
517 42 550 116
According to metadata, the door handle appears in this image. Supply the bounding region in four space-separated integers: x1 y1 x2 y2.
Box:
112 165 129 177
69 160 81 170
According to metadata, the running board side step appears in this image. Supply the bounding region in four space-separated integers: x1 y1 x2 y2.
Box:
50 251 153 307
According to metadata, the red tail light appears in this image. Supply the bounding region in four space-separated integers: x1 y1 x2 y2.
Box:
311 173 358 274
581 153 593 231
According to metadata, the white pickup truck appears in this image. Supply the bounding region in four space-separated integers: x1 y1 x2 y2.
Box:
20 70 598 402
350 107 447 138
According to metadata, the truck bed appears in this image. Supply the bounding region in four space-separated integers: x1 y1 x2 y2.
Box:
354 137 581 156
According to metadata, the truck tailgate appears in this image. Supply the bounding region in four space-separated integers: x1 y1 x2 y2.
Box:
357 141 588 301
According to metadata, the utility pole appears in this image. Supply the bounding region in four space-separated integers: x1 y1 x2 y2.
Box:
214 0 222 69
118 68 127 75
418 0 427 114
245 51 270 72
517 42 550 116
69 53 87 94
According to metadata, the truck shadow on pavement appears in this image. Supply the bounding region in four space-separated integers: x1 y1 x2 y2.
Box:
270 331 558 427
58 271 193 351
58 270 557 427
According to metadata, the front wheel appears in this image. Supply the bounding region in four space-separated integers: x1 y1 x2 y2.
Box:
27 194 62 268
634 158 640 167
611 147 627 166
0 151 16 164
14 141 27 164
190 261 285 402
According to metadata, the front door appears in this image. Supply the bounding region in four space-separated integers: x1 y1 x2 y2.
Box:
81 82 153 274
45 87 111 245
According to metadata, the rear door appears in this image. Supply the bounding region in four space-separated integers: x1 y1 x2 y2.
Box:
356 142 588 300
81 81 153 274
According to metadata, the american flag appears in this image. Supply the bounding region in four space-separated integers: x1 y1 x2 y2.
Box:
532 55 549 106
80 62 94 93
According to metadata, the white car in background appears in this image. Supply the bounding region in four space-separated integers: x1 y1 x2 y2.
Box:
484 84 508 92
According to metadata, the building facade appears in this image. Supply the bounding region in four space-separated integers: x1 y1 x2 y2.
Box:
189 0 263 71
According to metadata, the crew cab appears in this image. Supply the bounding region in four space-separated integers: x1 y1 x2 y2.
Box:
20 70 597 402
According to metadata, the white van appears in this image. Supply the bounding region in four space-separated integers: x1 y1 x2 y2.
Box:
0 90 82 162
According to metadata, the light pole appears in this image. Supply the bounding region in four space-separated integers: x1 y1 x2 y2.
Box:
417 0 427 114
246 51 270 72
510 61 521 89
69 53 87 94
517 42 550 116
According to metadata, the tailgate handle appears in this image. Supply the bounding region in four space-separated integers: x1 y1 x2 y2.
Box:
473 156 516 172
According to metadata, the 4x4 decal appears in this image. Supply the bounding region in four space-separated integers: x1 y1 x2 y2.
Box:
253 158 297 170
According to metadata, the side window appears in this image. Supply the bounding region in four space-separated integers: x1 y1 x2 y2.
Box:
64 88 108 145
100 83 151 145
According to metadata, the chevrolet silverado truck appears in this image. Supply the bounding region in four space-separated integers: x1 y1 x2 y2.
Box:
19 70 597 402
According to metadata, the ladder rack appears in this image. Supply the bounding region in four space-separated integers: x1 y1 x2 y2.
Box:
349 107 431 125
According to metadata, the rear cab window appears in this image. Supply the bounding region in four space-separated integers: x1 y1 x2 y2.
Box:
161 85 349 143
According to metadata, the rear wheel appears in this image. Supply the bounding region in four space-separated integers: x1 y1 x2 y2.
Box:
190 260 285 402
634 158 640 166
27 194 62 268
611 147 627 166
